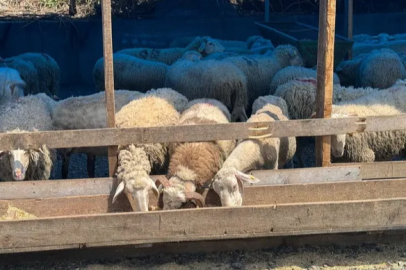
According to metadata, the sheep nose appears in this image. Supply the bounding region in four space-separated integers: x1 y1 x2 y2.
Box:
15 169 22 177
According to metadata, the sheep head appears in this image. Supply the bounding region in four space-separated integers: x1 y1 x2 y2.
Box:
198 37 224 56
113 176 159 212
212 168 260 207
0 148 40 181
113 145 159 212
181 51 203 62
273 44 304 67
157 177 205 210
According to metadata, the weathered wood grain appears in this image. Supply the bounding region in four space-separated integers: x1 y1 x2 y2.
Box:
0 115 406 151
315 0 337 167
1 198 406 253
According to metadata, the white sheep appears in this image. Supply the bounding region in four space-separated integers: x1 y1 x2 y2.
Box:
0 67 25 105
144 87 189 112
116 36 224 65
52 90 143 178
317 104 405 162
221 44 304 109
274 78 378 120
112 96 180 212
0 57 39 96
337 48 406 89
14 53 61 97
165 51 249 122
212 96 296 207
269 66 341 94
160 102 235 210
93 53 169 92
0 94 56 181
184 98 231 121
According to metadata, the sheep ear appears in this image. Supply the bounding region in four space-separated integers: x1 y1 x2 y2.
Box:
198 42 206 53
112 181 125 204
149 177 159 197
310 112 317 118
234 170 260 184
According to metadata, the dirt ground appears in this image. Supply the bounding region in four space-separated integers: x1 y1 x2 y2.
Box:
2 241 406 270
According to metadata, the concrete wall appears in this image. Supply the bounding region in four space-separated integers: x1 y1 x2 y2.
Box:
0 11 405 87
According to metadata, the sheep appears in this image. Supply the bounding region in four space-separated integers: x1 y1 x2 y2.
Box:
144 87 189 112
221 44 304 109
313 104 406 163
251 94 289 116
337 48 406 89
93 53 169 92
0 67 25 105
52 90 143 179
203 52 239 60
112 96 180 212
352 39 406 57
246 35 263 49
212 96 296 207
165 51 249 122
269 66 341 94
274 78 378 120
15 53 60 97
184 98 231 121
0 57 39 96
0 94 56 181
116 36 224 65
159 102 236 210
249 37 275 55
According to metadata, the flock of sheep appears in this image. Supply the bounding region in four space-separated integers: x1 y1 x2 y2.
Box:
1 32 406 212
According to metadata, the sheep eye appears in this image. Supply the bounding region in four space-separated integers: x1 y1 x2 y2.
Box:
233 185 237 191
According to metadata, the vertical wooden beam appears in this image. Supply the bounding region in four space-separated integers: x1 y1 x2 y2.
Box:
101 0 117 177
265 0 270 22
347 0 353 59
315 0 336 167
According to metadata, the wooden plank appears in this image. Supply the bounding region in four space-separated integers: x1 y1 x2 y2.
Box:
3 179 406 218
101 0 117 177
1 198 406 253
331 160 406 180
1 114 406 150
315 0 336 167
250 165 361 185
3 230 406 260
0 175 167 200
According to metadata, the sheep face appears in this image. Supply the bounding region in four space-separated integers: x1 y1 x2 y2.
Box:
181 51 203 62
331 134 347 157
212 169 260 207
198 39 224 55
162 186 187 210
113 176 159 212
0 149 33 181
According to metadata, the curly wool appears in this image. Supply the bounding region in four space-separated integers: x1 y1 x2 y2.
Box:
269 66 340 94
93 53 168 92
165 52 248 122
251 95 289 116
116 96 180 172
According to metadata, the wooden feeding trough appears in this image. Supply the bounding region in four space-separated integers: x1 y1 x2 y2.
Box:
1 0 406 255
255 21 354 69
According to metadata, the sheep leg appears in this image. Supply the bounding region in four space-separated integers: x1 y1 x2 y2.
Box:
61 153 70 179
86 154 96 178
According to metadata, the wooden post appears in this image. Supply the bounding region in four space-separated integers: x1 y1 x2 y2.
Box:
101 0 117 177
265 0 270 22
347 0 353 59
315 0 336 167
